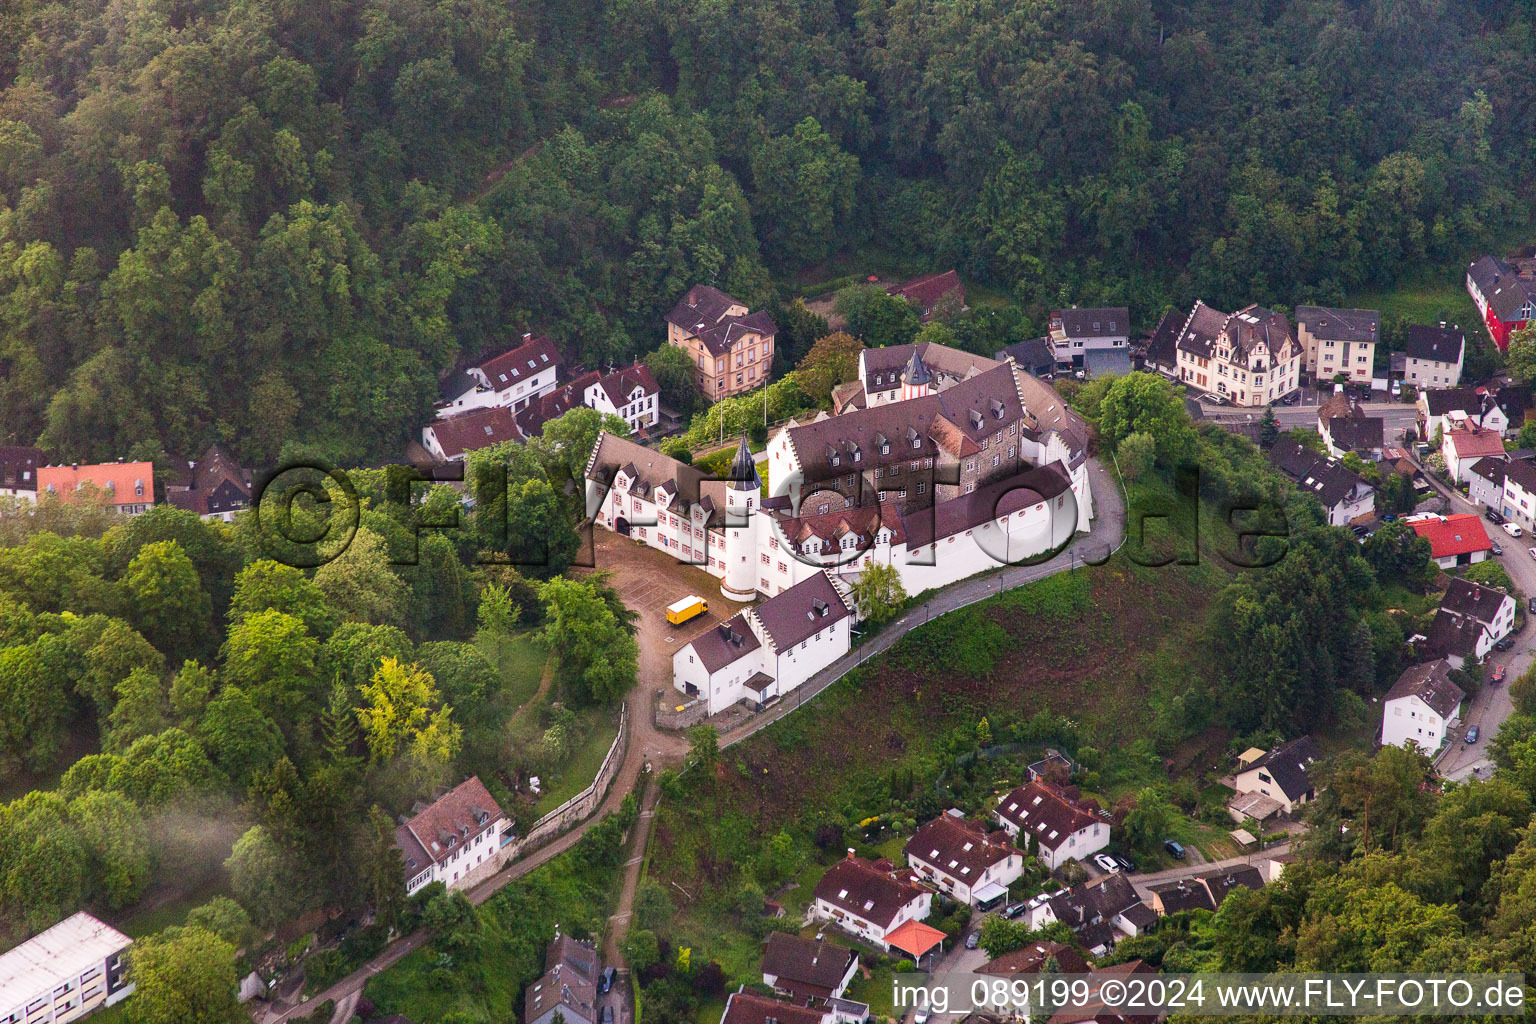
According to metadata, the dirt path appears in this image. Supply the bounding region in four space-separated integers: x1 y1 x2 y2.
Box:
603 776 660 966
506 654 557 729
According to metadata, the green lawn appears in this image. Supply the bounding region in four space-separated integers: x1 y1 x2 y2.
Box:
532 708 621 817
1344 276 1480 329
479 630 548 713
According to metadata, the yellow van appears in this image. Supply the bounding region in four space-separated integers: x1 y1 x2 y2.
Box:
666 595 708 626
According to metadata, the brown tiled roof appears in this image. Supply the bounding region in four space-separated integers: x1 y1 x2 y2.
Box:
525 934 599 1024
904 463 1073 550
1385 659 1466 718
666 284 743 330
761 932 856 1001
516 371 601 437
721 991 829 1024
1441 578 1512 623
694 309 778 357
683 613 762 674
751 571 852 652
905 814 1021 881
1143 311 1181 370
1013 370 1090 465
393 777 503 874
1196 865 1265 906
1173 300 1231 360
1421 386 1484 417
1447 429 1506 460
0 445 45 492
1503 457 1536 495
477 334 561 391
886 270 965 315
813 856 926 929
831 380 867 414
427 405 525 458
862 342 999 394
1045 873 1146 932
978 941 1088 976
1426 609 1484 659
596 362 660 408
1326 416 1384 451
585 432 706 508
1468 457 1507 486
191 444 251 494
994 781 1100 853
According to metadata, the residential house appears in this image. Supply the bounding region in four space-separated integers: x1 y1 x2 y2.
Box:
992 780 1109 870
1141 309 1181 378
36 462 154 515
1409 513 1493 569
1317 393 1384 459
761 933 858 1004
1048 306 1130 371
1149 867 1264 916
1394 325 1465 388
1442 428 1508 485
1418 387 1506 441
1173 301 1302 406
811 853 933 951
1268 441 1375 527
720 991 834 1024
1381 659 1466 752
673 570 855 715
1044 960 1160 1024
1466 255 1536 351
393 777 513 896
1295 306 1379 384
1229 737 1321 818
886 270 966 322
1424 578 1516 668
1468 457 1508 510
166 444 253 522
437 334 562 416
518 363 662 438
666 285 777 401
1501 458 1536 531
994 338 1056 379
0 445 44 501
1022 874 1155 958
0 913 135 1024
1495 383 1534 436
977 941 1088 977
904 813 1024 908
421 405 524 461
525 935 600 1024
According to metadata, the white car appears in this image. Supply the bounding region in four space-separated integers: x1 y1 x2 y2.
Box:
1505 522 1524 538
1093 853 1121 873
1527 547 1536 560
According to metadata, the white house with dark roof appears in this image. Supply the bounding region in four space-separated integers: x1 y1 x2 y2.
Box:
1418 387 1506 440
1295 306 1379 384
992 780 1108 870
525 935 600 1024
811 853 932 950
393 777 512 895
672 570 854 715
1230 737 1321 817
436 334 562 417
1021 874 1154 957
904 812 1024 907
1380 660 1466 752
1425 578 1515 667
1268 441 1374 527
1395 325 1464 387
1468 457 1508 510
760 932 859 1004
1048 307 1129 370
1498 458 1536 532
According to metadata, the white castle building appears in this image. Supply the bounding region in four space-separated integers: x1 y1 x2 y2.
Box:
584 342 1094 715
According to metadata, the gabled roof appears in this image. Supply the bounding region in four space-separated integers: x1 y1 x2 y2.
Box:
721 992 830 1024
595 362 660 409
477 334 561 391
684 613 762 675
1446 429 1506 460
978 941 1088 976
0 445 45 492
813 856 926 929
905 814 1020 881
864 341 999 392
1148 878 1216 914
1053 307 1129 339
1403 325 1464 364
903 463 1073 550
1421 387 1483 417
516 371 602 438
1426 608 1488 659
1045 874 1147 932
1222 304 1298 365
1326 416 1384 451
761 933 855 1000
1469 255 1536 322
585 432 707 508
1439 577 1512 624
666 284 744 330
886 270 964 315
1503 457 1536 496
1267 442 1371 509
750 570 852 652
994 781 1100 853
1409 513 1492 559
1468 457 1508 486
1237 736 1321 803
1295 305 1381 344
996 338 1056 376
36 462 155 507
1173 300 1231 360
1385 659 1466 718
1196 865 1265 906
427 405 525 458
524 934 599 1024
394 777 503 875
1143 310 1181 370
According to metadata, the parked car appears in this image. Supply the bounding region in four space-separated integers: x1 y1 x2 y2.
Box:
1492 665 1507 684
602 1007 615 1024
1206 392 1229 405
1495 637 1515 652
914 1012 931 1024
966 931 980 949
1114 854 1137 873
1508 522 1526 537
1164 839 1187 860
1093 853 1120 873
1487 508 1506 525
1006 901 1031 918
1382 512 1398 522
1492 543 1504 556
1466 725 1481 744
601 967 617 993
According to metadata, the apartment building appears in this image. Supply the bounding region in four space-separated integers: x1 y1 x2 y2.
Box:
665 285 777 400
0 913 134 1024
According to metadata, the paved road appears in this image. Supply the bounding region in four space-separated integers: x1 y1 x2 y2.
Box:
1410 462 1535 781
1198 398 1419 434
1126 845 1290 901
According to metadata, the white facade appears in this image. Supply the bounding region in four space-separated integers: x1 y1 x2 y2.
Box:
1401 352 1464 388
1443 432 1507 486
438 335 560 418
585 377 658 432
810 892 931 952
996 815 1108 872
1380 693 1461 752
0 914 134 1024
403 816 508 896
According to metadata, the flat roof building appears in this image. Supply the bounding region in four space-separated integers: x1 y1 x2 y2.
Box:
0 913 135 1024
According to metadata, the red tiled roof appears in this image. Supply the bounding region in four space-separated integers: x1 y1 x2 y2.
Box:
887 270 964 315
37 462 155 506
1446 429 1506 460
721 991 829 1024
1410 514 1493 559
477 335 561 391
885 920 946 959
813 856 926 929
994 781 1100 853
427 405 525 458
393 777 504 874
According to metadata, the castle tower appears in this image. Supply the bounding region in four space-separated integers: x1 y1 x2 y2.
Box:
901 347 933 401
721 434 762 601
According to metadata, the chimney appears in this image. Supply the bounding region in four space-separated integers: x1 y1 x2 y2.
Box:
523 332 532 341
846 848 855 861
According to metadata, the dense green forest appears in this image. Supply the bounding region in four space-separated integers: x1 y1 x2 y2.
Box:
1 0 1532 463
